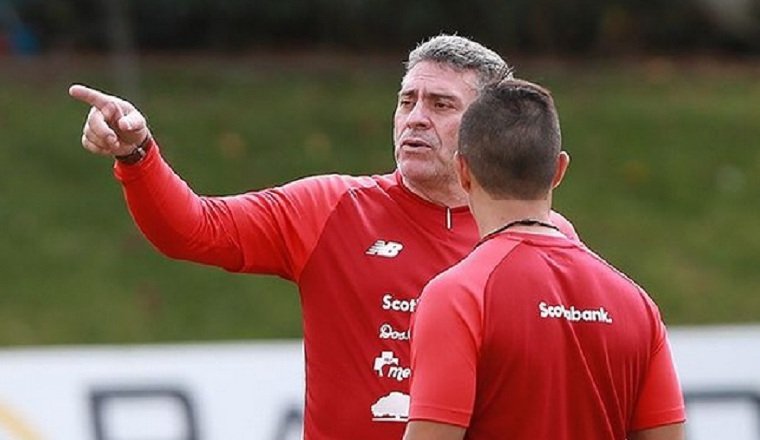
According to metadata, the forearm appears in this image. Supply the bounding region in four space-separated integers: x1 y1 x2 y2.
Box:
115 139 244 269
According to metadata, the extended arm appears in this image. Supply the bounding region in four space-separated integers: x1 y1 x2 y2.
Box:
69 85 250 270
69 84 354 278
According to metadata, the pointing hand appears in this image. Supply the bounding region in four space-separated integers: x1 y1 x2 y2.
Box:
68 84 150 157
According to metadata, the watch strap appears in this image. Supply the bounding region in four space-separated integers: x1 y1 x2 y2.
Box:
115 136 152 165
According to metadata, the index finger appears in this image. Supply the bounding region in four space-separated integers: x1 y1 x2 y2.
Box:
68 84 115 110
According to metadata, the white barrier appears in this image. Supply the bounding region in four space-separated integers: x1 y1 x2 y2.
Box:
0 342 305 440
670 326 760 440
0 326 758 439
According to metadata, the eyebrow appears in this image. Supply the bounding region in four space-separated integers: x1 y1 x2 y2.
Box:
398 90 461 103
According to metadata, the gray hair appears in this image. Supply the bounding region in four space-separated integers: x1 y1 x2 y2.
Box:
405 34 513 88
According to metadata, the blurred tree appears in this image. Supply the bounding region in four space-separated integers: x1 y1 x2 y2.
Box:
6 0 758 54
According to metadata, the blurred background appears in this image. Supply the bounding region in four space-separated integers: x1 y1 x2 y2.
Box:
0 0 759 437
1 0 758 344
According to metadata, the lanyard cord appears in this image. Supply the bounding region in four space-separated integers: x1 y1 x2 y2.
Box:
477 218 559 247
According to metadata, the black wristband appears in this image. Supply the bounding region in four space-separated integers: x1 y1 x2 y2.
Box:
115 136 152 165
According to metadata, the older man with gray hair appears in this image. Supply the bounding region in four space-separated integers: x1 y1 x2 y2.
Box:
69 35 577 439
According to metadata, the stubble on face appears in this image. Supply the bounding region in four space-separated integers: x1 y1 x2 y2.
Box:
393 62 480 204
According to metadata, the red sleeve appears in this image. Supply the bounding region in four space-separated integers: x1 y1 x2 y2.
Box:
549 210 579 241
223 174 369 279
630 318 686 431
409 270 483 428
114 139 366 280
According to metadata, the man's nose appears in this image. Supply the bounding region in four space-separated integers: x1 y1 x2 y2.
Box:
405 102 432 129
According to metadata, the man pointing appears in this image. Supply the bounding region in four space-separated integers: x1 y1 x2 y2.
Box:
70 35 578 439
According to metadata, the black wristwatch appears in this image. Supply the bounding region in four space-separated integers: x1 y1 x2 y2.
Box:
115 136 152 165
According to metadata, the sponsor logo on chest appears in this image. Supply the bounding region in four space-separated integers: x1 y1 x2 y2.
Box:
382 293 418 313
373 350 411 382
371 391 409 422
379 323 410 341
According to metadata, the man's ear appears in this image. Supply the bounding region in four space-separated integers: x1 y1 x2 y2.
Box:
455 152 472 192
552 151 570 189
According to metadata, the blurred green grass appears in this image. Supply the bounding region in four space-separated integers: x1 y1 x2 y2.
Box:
0 55 758 345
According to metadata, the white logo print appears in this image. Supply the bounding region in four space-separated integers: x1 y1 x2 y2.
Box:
379 323 410 341
373 351 398 377
366 240 404 257
382 294 418 313
373 351 412 382
539 301 613 324
371 391 410 422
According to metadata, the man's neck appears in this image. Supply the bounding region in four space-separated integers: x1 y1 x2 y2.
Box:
472 196 558 238
402 176 468 208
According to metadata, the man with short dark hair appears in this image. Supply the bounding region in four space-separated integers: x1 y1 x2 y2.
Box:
404 79 685 440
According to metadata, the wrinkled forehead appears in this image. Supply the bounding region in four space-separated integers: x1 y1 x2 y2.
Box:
400 61 480 96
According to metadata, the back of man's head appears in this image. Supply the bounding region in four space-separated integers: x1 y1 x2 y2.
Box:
458 79 562 200
405 34 513 88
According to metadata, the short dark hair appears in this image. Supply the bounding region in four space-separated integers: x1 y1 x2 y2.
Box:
458 79 562 200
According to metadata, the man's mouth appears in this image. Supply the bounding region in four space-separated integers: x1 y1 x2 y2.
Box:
402 138 432 149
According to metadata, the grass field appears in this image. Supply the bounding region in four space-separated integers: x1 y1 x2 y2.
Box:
1 54 758 345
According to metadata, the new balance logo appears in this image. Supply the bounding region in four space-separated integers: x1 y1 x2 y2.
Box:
366 240 404 257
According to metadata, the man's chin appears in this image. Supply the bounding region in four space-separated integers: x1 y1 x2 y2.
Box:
397 160 430 176
397 162 449 184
